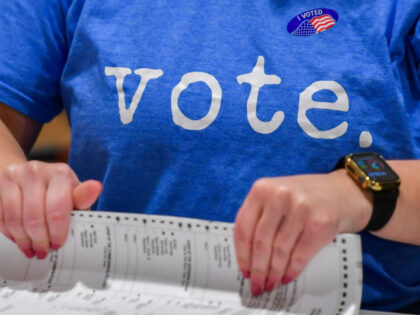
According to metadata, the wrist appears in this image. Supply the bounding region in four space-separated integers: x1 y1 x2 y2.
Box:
0 157 28 172
329 169 373 233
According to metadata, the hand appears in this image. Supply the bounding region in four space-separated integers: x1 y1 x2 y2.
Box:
234 170 372 296
0 161 102 259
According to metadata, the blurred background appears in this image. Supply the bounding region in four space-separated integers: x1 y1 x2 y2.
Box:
29 111 71 163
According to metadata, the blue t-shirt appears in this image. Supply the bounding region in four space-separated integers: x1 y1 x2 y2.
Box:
0 0 419 311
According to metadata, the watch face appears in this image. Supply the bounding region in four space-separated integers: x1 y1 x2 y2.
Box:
352 153 399 182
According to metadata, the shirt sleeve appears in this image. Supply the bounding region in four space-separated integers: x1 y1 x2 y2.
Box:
388 1 420 157
0 1 69 122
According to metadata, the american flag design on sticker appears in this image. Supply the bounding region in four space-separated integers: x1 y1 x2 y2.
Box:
287 8 339 36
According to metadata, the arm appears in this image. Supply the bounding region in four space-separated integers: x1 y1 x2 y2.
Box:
0 103 41 167
331 161 420 245
234 159 420 296
0 103 102 259
361 160 420 244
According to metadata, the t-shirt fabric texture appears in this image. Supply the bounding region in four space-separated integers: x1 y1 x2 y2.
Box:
0 0 419 311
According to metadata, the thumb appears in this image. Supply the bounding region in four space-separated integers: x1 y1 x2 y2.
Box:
73 180 103 210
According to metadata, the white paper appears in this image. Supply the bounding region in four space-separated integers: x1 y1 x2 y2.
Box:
0 211 362 315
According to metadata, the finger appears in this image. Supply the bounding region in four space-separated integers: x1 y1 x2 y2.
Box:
234 180 267 280
73 180 103 210
249 195 284 295
282 226 334 285
21 178 50 260
0 200 15 243
266 201 305 291
45 175 76 251
2 183 34 258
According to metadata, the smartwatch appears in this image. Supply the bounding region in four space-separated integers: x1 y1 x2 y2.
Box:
334 152 401 231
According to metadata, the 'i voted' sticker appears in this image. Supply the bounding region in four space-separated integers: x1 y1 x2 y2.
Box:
287 8 339 36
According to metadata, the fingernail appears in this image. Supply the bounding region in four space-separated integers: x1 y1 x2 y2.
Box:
242 270 250 279
281 275 293 285
36 250 48 260
50 243 61 251
23 248 35 259
264 279 274 292
251 282 262 296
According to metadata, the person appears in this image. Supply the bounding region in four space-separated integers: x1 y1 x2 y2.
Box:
0 1 419 312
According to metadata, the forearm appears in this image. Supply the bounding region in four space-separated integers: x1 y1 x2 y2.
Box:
371 160 420 245
0 103 42 169
333 159 420 245
0 118 28 169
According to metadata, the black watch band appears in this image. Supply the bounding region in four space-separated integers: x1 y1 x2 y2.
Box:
367 189 399 231
333 156 399 231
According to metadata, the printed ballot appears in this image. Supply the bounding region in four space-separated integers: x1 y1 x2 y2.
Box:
0 211 362 314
